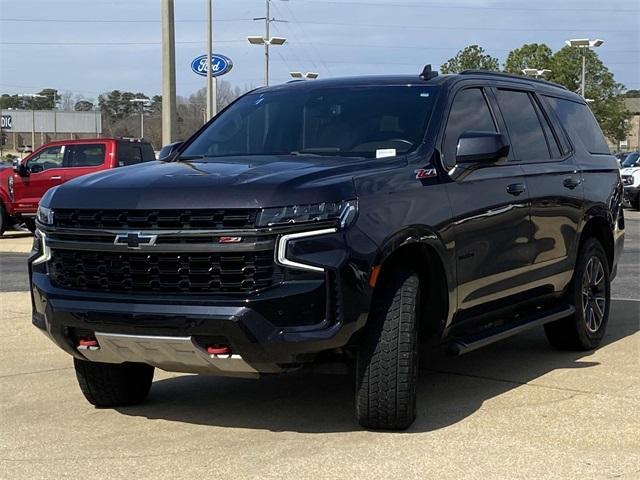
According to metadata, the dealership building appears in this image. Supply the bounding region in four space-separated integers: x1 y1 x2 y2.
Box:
0 109 102 152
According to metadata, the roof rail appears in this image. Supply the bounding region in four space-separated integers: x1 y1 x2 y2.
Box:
458 70 568 90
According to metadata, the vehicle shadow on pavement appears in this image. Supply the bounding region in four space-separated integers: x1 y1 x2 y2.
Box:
117 300 638 433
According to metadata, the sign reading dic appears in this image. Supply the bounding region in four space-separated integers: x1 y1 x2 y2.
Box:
0 115 11 129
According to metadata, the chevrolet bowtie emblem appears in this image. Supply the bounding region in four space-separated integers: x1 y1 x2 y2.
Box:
114 232 158 249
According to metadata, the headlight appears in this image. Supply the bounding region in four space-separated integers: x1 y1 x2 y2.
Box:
36 206 54 225
7 175 14 200
257 200 357 228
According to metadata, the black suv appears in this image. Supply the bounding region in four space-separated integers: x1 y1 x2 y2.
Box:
30 68 625 429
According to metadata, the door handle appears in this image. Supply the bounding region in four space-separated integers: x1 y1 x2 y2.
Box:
563 177 582 189
49 176 62 180
506 183 526 196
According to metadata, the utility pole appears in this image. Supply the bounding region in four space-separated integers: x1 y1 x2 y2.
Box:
206 0 217 120
248 1 286 87
264 0 270 86
581 49 586 98
162 0 177 145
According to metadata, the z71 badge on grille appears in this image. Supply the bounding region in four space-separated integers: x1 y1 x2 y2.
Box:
114 232 158 249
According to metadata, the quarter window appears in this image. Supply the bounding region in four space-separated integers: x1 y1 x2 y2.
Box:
543 96 609 154
442 88 496 168
496 89 550 161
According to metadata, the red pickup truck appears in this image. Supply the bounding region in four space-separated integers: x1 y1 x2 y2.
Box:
0 138 155 235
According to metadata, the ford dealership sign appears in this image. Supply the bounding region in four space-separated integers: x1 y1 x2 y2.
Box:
191 54 233 77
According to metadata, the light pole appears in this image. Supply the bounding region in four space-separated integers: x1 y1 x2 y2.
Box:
18 93 45 150
206 0 216 120
129 98 150 139
522 68 551 79
565 38 604 98
289 71 319 80
162 0 177 145
248 0 287 86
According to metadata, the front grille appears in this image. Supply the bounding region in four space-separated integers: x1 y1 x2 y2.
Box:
49 250 279 293
53 209 259 230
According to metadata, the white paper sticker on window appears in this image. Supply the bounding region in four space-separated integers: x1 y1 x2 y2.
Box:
376 148 396 159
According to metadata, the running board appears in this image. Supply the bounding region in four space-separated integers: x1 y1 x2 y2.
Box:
448 304 575 356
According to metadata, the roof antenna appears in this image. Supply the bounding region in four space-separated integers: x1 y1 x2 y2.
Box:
420 64 438 80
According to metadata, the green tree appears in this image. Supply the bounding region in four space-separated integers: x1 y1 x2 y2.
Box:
623 89 640 97
504 43 553 75
74 100 95 111
440 45 499 74
549 46 629 142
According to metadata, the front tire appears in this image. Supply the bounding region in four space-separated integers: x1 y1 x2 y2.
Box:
356 269 420 430
544 238 611 350
0 203 6 236
74 359 154 407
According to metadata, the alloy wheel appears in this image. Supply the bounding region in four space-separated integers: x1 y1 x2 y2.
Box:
581 256 607 333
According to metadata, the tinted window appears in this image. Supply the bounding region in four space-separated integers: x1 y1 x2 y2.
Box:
141 143 156 162
117 143 156 166
532 98 562 158
543 96 609 154
443 88 496 167
496 90 550 161
66 144 105 167
182 86 439 159
27 146 63 172
622 152 640 168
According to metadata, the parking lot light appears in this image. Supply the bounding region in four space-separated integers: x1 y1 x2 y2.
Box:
289 71 319 80
522 68 552 79
129 98 150 139
565 38 605 97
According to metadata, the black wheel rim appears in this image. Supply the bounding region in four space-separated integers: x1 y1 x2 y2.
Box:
582 256 607 333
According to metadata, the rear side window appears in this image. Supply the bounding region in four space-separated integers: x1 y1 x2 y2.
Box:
543 96 609 154
495 89 550 161
65 144 106 167
118 142 155 166
443 88 496 168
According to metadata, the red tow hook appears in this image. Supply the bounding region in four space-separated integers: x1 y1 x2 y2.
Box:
78 339 99 348
207 345 232 356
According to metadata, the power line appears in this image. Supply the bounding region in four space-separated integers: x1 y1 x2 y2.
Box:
293 0 640 13
285 20 637 33
0 40 244 46
0 18 252 23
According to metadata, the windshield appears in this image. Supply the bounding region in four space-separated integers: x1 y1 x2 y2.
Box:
181 85 439 159
622 152 639 168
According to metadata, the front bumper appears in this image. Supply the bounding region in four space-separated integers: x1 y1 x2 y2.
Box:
29 226 377 376
623 185 639 204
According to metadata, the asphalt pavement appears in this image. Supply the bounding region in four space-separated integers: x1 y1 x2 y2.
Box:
0 210 638 480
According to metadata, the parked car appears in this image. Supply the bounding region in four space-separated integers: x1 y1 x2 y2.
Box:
615 151 629 165
30 68 624 429
620 151 640 209
17 144 33 153
0 137 155 235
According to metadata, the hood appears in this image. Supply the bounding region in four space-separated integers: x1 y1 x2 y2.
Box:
620 167 639 176
45 155 396 210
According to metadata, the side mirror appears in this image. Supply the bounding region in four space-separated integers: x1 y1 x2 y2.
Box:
29 164 44 174
456 131 510 166
14 163 29 177
158 141 184 160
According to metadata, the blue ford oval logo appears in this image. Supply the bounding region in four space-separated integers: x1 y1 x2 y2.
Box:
190 54 233 77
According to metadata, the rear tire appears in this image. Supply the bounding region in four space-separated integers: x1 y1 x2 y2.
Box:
544 238 610 351
356 269 420 430
74 358 154 407
632 196 640 211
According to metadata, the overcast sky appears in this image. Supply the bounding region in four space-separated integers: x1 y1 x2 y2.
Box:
0 0 638 100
